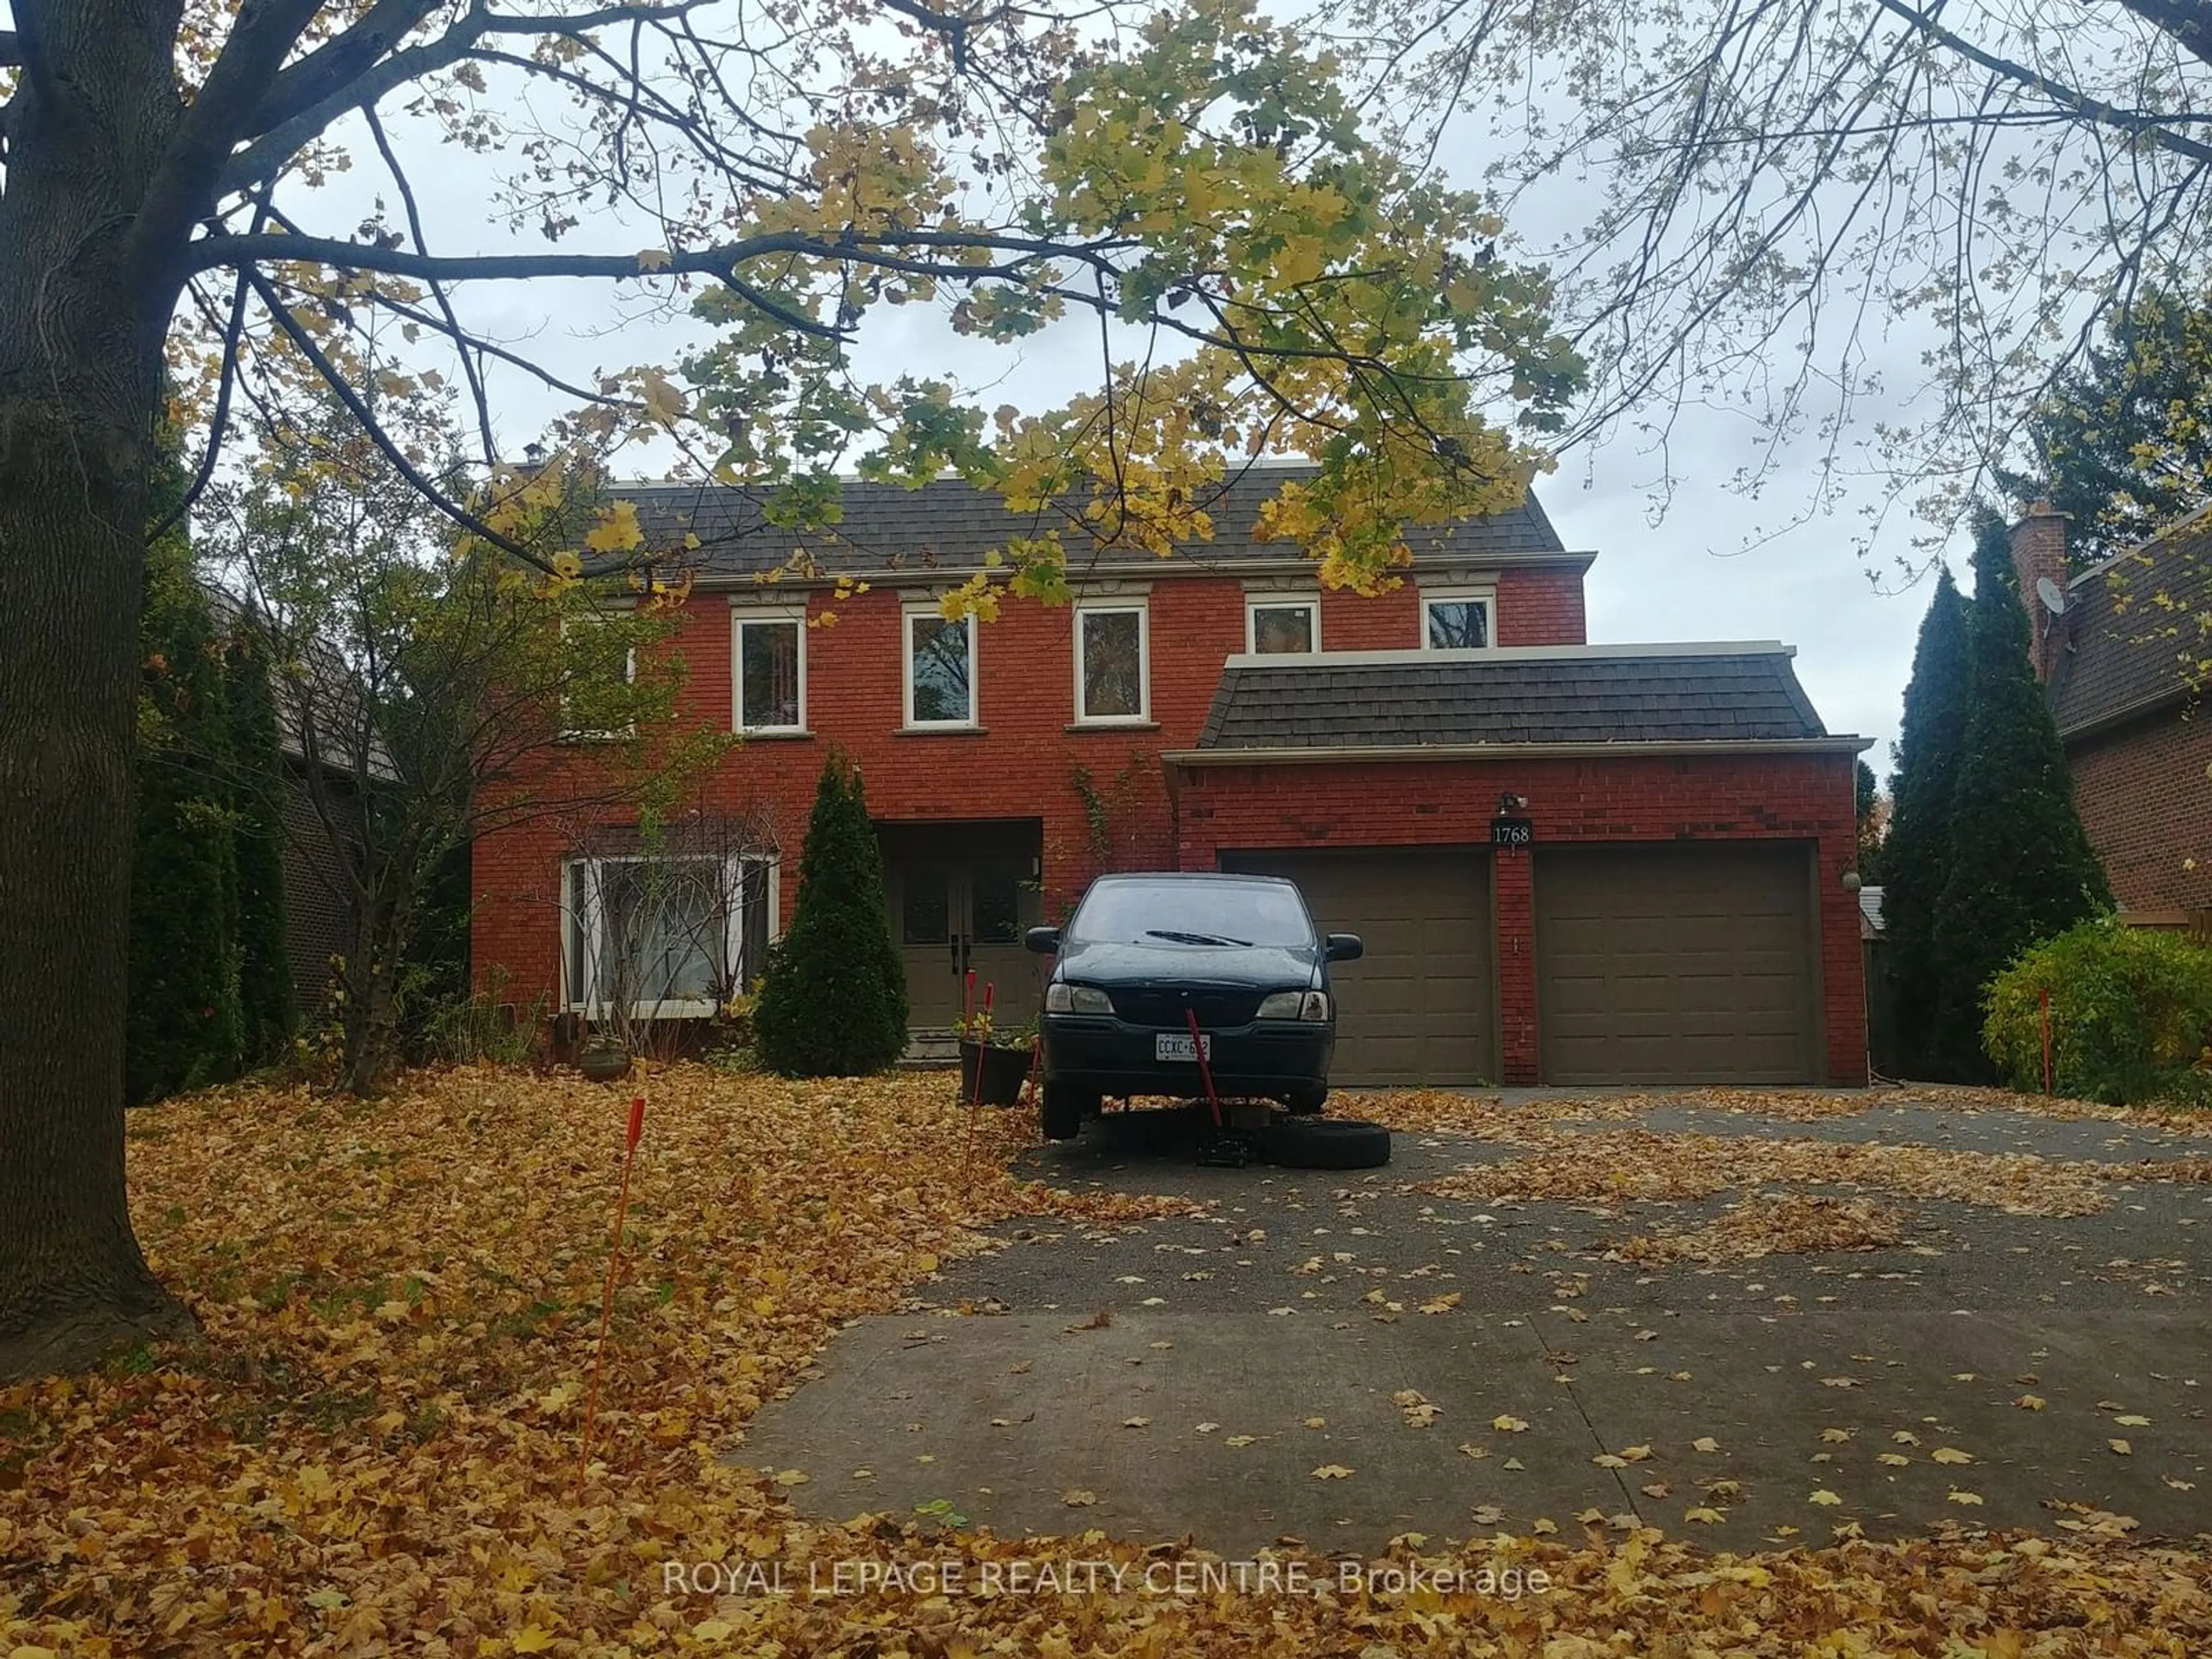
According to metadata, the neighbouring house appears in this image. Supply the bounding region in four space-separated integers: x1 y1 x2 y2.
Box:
470 465 1873 1086
2010 502 2212 929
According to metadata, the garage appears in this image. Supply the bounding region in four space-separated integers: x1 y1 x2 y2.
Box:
1534 842 1819 1085
1219 847 1494 1087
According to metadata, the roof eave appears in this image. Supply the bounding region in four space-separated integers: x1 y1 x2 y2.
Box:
677 547 1599 590
1163 737 1872 767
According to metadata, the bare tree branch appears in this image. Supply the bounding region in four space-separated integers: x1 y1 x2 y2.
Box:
1872 0 2212 166
245 267 556 573
362 106 499 466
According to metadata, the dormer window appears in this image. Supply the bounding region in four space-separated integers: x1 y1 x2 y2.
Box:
1421 590 1494 650
1248 597 1319 654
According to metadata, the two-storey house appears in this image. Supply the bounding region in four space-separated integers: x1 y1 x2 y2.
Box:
471 465 1872 1086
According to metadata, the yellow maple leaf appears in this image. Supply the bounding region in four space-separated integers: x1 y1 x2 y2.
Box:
584 500 642 554
1931 1447 1974 1465
1948 1490 1984 1506
513 1627 558 1654
636 247 673 271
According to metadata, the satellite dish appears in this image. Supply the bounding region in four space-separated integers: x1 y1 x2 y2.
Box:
2036 575 2068 615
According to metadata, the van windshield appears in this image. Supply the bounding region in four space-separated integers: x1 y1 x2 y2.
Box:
1068 880 1315 949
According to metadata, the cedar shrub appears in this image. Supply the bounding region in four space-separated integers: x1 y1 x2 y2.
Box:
752 752 910 1076
1925 511 2112 1078
1880 564 1972 1079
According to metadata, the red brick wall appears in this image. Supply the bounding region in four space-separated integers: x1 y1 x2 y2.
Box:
1495 566 1588 646
472 563 1588 1007
1315 565 1589 650
2067 706 2212 914
1172 751 1867 1085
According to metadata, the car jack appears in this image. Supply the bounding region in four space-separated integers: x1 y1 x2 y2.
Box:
1184 1008 1254 1167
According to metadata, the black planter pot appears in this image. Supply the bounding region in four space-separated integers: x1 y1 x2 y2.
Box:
959 1040 1031 1106
579 1046 632 1083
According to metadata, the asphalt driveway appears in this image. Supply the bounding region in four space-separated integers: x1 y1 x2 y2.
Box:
737 1089 2212 1553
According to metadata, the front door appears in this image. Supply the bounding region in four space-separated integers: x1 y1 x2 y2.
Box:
881 823 1045 1032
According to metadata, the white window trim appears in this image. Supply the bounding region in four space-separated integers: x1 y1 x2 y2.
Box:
1419 588 1497 652
730 605 808 733
561 851 779 1020
903 606 979 728
1073 600 1152 724
1245 595 1321 655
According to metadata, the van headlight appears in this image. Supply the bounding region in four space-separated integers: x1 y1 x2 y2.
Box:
1258 990 1330 1022
1046 983 1115 1014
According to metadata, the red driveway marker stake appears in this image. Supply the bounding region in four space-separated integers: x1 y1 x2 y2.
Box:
2040 986 2054 1095
961 982 996 1182
579 1095 647 1490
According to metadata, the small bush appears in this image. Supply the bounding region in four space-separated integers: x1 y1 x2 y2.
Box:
1983 918 2212 1107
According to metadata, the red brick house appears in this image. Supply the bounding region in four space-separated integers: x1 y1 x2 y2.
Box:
471 467 1871 1086
2010 502 2212 925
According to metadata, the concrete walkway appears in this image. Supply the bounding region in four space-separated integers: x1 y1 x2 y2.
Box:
738 1093 2212 1552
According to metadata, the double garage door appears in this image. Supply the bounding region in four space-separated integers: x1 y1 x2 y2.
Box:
1221 842 1819 1087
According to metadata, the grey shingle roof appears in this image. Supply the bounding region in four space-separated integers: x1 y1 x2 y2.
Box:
2050 514 2212 737
1193 648 1831 751
618 464 1570 579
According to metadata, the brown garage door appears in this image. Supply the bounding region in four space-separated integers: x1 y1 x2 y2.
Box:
1535 843 1818 1085
1219 847 1494 1086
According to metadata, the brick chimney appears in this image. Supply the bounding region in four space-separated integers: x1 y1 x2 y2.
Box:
2009 498 2070 682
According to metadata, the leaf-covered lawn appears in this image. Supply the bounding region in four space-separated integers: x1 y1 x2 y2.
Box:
5 1066 2211 1655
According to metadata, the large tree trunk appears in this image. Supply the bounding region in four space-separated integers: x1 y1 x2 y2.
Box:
0 2 200 1377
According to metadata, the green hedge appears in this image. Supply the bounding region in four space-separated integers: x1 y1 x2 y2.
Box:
1983 919 2212 1107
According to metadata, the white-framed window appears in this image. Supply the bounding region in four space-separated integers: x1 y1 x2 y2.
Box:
904 607 976 727
559 605 638 740
732 607 805 732
1247 596 1319 654
562 852 777 1018
1074 602 1150 723
1420 589 1495 650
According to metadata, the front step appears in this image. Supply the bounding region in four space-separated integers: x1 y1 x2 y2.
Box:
899 1028 961 1069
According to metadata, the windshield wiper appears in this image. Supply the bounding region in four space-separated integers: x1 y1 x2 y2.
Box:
1143 929 1251 948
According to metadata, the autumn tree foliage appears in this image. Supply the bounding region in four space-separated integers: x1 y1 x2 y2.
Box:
210 399 723 1096
752 755 910 1078
0 0 1587 1374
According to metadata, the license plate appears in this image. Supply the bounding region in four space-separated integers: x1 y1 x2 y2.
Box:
1156 1031 1211 1062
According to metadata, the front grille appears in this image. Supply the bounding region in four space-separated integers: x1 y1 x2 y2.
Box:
1112 987 1262 1028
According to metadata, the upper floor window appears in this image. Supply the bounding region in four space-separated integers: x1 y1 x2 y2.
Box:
733 608 805 732
1422 590 1494 650
1075 603 1149 723
906 608 976 726
1248 597 1319 654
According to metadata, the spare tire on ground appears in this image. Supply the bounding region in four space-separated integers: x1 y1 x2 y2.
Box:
1268 1116 1391 1170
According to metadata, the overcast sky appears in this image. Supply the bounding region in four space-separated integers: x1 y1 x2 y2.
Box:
236 33 1967 776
